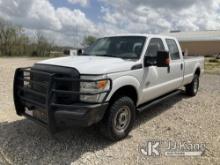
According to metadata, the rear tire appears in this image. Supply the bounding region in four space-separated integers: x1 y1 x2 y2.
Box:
100 96 135 141
185 74 199 96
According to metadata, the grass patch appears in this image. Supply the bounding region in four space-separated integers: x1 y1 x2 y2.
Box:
205 57 220 74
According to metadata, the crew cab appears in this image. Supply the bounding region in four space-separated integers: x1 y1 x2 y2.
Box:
13 34 204 141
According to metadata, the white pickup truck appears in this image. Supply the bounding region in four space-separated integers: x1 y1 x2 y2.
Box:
14 34 204 141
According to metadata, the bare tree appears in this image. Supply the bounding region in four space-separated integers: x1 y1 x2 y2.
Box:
34 31 53 56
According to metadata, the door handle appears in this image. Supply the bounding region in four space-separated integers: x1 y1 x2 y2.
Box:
180 63 183 70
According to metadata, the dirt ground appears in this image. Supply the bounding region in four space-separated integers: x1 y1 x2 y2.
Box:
0 58 220 165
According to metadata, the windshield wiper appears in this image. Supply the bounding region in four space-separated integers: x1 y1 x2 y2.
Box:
81 53 90 55
82 53 137 59
97 54 118 58
97 54 139 60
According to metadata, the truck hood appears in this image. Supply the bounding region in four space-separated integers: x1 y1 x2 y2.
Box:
37 56 137 74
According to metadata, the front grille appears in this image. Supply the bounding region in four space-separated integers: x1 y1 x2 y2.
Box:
13 64 111 131
31 64 80 105
14 64 80 111
14 65 112 113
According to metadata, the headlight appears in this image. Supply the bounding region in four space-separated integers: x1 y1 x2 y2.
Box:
80 79 110 103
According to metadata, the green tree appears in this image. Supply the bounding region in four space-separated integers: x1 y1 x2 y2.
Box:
0 18 30 56
0 17 63 57
0 19 17 56
82 35 96 47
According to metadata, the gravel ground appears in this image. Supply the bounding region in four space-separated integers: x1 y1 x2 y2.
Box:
0 58 220 165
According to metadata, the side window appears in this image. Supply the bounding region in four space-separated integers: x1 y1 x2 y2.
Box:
166 39 180 60
145 38 165 57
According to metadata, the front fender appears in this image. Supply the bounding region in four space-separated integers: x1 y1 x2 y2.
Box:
106 75 140 104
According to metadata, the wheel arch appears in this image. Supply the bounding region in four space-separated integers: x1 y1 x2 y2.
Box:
194 67 201 77
106 76 140 106
108 85 138 106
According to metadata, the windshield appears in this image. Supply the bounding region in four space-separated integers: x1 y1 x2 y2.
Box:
83 36 146 59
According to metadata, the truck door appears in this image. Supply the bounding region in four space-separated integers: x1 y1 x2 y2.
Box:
140 38 175 104
165 39 184 89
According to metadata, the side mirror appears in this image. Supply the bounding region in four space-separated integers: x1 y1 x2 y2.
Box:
156 51 170 67
77 49 83 55
144 56 157 67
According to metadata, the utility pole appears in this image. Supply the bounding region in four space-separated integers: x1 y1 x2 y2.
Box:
73 25 78 49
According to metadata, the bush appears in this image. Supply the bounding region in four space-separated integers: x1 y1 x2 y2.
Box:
209 59 219 63
204 54 214 57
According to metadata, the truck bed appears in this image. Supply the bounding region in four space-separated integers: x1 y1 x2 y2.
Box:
183 56 204 86
183 55 203 60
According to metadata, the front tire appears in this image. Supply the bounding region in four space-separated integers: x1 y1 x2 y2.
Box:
185 74 199 96
100 96 135 141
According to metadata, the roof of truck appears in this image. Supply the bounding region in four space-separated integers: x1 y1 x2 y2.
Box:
103 33 177 39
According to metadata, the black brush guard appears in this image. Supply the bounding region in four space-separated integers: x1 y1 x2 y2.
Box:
13 66 111 133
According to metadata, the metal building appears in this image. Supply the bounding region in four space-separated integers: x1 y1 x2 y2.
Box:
165 30 220 56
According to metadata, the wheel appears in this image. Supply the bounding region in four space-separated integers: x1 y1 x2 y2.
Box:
100 96 136 141
185 74 199 96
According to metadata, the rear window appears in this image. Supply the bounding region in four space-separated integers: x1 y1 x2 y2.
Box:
166 39 180 60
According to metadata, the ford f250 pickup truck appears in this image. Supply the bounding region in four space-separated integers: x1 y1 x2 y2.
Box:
14 34 204 141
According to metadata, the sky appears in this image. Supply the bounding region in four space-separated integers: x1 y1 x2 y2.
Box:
0 0 220 46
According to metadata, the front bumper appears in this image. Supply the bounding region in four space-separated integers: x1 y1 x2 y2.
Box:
13 67 111 133
54 103 108 127
22 102 108 131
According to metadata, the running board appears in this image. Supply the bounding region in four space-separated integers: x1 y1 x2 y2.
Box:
137 90 182 112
